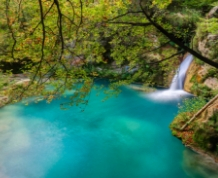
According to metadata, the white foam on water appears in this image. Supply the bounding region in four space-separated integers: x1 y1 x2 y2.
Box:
143 55 193 102
145 89 192 102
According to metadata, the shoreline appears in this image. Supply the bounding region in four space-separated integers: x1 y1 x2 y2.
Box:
185 143 218 164
1 77 218 168
0 74 30 108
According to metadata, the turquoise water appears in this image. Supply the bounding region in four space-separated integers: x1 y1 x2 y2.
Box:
0 83 218 178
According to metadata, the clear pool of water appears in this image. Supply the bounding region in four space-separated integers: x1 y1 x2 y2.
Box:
0 83 218 178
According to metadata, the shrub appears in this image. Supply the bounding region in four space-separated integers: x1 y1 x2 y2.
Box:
178 96 207 114
193 111 218 152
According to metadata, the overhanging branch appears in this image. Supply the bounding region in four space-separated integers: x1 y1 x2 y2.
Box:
147 51 183 65
107 21 151 26
139 0 218 68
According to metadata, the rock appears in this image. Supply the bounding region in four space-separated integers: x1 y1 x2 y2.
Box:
197 65 212 78
14 79 30 85
198 38 211 58
204 77 218 90
194 10 218 60
197 34 218 59
184 60 200 92
0 96 9 107
184 59 218 93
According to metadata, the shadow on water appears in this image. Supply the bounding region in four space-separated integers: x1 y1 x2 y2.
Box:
183 149 218 178
0 81 218 178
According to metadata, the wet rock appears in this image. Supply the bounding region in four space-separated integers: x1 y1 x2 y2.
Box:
184 60 200 92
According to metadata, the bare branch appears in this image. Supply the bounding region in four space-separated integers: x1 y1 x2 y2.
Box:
79 0 83 25
5 0 17 60
31 2 55 35
53 0 69 71
107 21 151 26
139 0 218 68
107 10 143 22
66 0 76 22
75 0 83 35
147 51 183 65
31 0 46 87
62 14 78 27
143 41 171 54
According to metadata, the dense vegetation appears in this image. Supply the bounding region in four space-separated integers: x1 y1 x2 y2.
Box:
1 0 218 163
0 0 218 105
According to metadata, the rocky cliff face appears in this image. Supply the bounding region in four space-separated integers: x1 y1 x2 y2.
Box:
172 6 218 163
184 8 218 94
184 6 218 94
184 60 218 97
183 60 198 92
193 6 218 61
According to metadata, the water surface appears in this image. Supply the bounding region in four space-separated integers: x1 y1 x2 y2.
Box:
0 84 217 178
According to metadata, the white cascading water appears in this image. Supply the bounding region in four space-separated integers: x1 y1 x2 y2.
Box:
145 54 193 101
169 54 193 90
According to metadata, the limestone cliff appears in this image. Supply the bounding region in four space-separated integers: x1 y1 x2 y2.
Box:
183 7 218 95
171 6 218 163
183 6 218 95
184 60 218 97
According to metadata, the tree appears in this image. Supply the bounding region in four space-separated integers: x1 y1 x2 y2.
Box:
0 0 217 106
105 0 218 66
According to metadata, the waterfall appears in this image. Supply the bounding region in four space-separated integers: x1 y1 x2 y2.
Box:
144 54 193 101
170 54 193 90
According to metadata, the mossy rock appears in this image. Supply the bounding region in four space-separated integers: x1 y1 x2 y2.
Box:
194 18 218 60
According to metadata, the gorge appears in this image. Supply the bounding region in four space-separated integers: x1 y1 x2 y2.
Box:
0 1 218 177
1 56 218 178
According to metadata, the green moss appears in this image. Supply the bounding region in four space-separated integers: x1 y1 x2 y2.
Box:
202 68 218 82
194 58 205 65
194 18 218 60
197 18 218 35
170 112 191 131
171 130 178 136
191 83 213 98
193 112 218 152
178 97 207 114
181 0 217 9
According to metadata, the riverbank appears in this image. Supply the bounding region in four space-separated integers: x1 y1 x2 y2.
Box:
171 127 218 164
1 73 218 168
170 94 218 164
0 74 30 108
0 82 204 178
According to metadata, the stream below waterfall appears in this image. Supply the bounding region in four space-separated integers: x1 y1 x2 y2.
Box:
1 54 218 178
0 83 218 178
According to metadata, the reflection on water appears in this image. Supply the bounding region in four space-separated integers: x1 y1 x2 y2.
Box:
0 86 217 178
0 106 64 178
183 149 218 178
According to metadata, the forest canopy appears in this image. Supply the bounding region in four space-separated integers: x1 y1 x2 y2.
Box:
0 0 218 106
